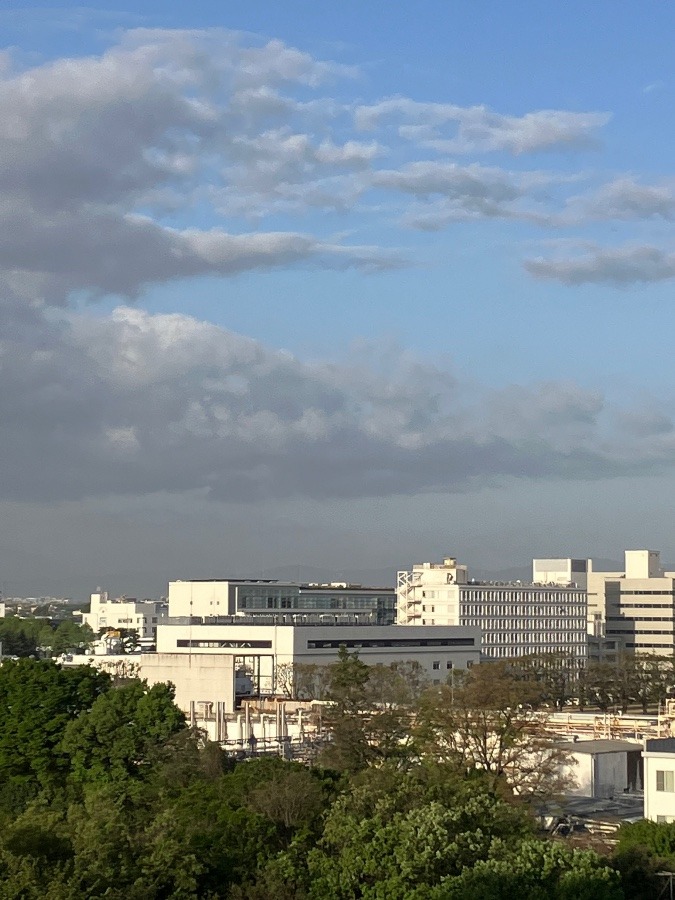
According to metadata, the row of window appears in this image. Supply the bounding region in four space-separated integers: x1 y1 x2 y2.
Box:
460 604 585 617
481 632 583 644
306 637 476 650
622 642 674 649
461 620 585 640
620 590 675 596
239 596 393 611
608 629 675 636
484 646 586 659
99 616 155 625
607 616 675 622
460 591 583 603
612 603 675 609
176 639 273 649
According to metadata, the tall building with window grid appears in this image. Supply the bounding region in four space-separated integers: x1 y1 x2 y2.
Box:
396 556 587 665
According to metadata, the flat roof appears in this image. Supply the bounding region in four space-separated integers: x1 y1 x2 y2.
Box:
646 738 675 754
161 618 479 631
169 579 393 591
558 739 642 754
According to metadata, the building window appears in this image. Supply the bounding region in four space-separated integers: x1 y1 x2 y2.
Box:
656 770 675 792
432 661 440 670
446 661 453 669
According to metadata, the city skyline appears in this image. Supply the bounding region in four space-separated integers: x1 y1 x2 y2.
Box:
3 2 675 598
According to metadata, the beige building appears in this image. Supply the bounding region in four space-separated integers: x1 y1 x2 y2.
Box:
397 557 587 664
588 550 675 656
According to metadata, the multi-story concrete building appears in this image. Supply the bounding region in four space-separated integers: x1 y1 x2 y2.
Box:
590 550 675 656
168 579 396 625
80 589 168 639
153 621 481 704
397 556 587 664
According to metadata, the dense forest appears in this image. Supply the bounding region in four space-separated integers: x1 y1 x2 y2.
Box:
0 654 670 898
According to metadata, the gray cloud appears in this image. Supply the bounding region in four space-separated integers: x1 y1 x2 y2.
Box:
0 300 669 504
563 177 675 223
0 28 397 302
524 244 675 285
2 26 648 291
372 162 549 225
355 97 610 154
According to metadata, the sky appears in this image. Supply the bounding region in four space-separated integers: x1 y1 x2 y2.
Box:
3 2 675 598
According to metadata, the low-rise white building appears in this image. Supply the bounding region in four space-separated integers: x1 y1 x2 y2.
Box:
168 579 396 624
644 738 675 823
397 556 587 664
81 589 168 639
557 739 643 800
65 622 480 716
156 621 480 693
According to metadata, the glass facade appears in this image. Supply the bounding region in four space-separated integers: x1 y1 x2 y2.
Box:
236 584 396 625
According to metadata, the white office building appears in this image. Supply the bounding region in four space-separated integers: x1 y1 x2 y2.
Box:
397 556 587 664
156 621 479 689
80 589 168 639
168 579 396 625
65 622 480 717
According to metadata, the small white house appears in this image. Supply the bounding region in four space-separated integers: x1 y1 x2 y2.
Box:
644 738 675 823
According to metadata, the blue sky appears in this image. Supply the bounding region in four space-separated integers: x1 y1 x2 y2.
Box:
2 2 675 597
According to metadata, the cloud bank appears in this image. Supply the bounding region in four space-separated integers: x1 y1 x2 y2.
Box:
3 27 675 510
1 299 673 504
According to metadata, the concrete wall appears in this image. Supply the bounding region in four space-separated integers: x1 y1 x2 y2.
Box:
625 550 661 580
595 751 629 799
168 581 233 618
567 753 593 796
156 623 480 678
141 652 236 714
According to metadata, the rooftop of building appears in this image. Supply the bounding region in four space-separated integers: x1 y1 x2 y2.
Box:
645 737 675 754
557 739 642 755
161 616 478 630
170 579 393 591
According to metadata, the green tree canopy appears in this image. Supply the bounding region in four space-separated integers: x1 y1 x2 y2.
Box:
0 659 110 805
61 680 186 788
